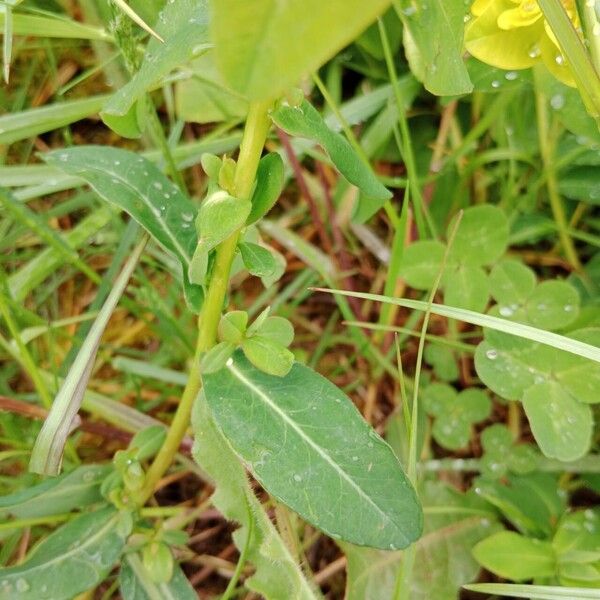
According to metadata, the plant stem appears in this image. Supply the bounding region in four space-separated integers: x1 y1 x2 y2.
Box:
136 101 272 505
534 70 583 273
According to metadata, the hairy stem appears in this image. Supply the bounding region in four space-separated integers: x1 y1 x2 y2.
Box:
136 101 272 505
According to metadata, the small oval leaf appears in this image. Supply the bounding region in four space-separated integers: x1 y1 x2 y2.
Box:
271 99 392 201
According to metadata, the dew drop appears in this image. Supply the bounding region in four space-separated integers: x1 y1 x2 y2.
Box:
550 94 565 110
16 579 30 592
485 349 498 360
499 306 514 317
528 44 541 58
182 212 194 222
491 80 501 89
293 474 302 482
505 71 518 81
555 55 565 65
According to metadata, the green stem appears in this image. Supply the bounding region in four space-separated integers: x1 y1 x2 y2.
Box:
379 15 436 239
534 70 583 273
145 99 187 193
136 101 272 505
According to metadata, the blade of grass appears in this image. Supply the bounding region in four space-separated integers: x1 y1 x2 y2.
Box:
111 0 163 42
0 186 100 283
538 0 600 120
312 289 600 363
3 3 12 83
393 212 463 599
29 235 147 475
465 583 600 599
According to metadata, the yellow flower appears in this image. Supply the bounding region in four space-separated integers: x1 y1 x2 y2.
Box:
465 0 579 86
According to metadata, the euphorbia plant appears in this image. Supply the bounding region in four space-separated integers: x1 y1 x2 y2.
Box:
2 1 423 597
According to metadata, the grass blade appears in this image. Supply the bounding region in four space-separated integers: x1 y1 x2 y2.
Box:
465 583 600 599
313 289 600 363
29 236 147 475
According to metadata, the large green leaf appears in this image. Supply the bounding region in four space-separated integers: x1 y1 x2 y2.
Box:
202 351 422 549
396 0 472 96
175 53 248 124
43 146 203 312
119 554 197 600
343 481 499 599
192 395 320 599
0 465 109 519
0 506 129 600
102 0 211 126
210 0 392 100
272 99 392 201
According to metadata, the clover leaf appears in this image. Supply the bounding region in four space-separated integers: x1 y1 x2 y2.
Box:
475 328 600 461
480 424 539 479
423 383 491 450
488 259 581 332
423 345 459 382
400 205 509 311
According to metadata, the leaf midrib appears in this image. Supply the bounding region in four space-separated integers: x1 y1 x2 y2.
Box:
227 362 406 535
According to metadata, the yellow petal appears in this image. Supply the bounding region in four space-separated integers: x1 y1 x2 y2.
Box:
497 5 542 30
539 34 576 87
465 0 545 70
472 0 495 17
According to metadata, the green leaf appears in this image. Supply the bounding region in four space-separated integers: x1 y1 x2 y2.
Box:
120 554 197 600
0 465 109 519
129 426 167 461
400 240 445 290
242 336 295 377
239 242 278 279
443 263 490 312
175 53 248 124
0 506 129 600
473 531 556 581
196 190 251 252
200 341 236 374
475 473 566 537
102 0 210 125
396 0 472 96
202 351 422 549
248 153 285 225
489 259 537 306
522 381 592 462
218 311 248 344
29 238 146 475
142 542 173 584
448 205 509 266
0 95 109 146
211 0 392 100
271 99 392 201
423 384 491 450
423 345 458 382
525 280 580 331
344 480 499 599
256 316 295 347
44 146 204 312
191 395 320 599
